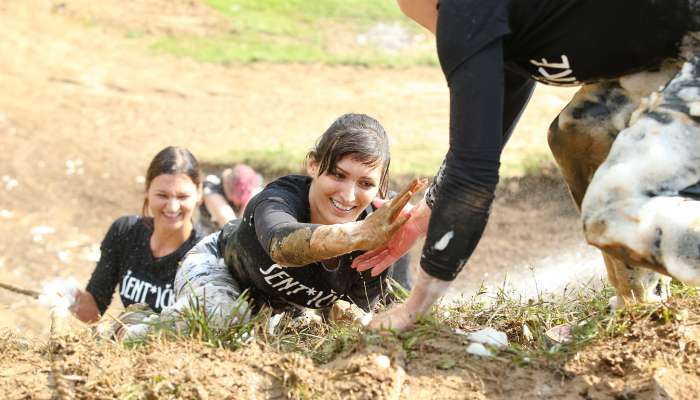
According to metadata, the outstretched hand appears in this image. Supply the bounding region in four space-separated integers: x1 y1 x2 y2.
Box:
355 177 428 251
352 199 431 276
366 268 451 332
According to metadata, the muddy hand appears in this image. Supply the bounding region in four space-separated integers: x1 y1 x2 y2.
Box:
353 199 431 276
356 177 428 251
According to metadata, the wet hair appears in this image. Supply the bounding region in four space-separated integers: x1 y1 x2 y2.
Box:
306 113 391 198
142 146 202 217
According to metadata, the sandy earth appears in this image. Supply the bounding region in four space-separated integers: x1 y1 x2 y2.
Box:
1 1 697 399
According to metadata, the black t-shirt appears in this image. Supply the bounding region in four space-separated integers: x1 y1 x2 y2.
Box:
421 0 695 280
85 216 202 314
220 175 398 312
504 0 690 85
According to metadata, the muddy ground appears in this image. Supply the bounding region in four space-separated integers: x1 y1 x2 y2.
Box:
1 1 698 399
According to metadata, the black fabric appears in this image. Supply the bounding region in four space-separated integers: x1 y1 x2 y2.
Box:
85 216 202 314
421 0 694 281
505 0 691 86
197 173 240 234
220 175 408 312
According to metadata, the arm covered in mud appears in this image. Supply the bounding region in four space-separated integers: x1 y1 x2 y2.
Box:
258 178 426 267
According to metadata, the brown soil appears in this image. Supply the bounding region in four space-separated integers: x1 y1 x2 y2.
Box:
0 1 696 399
2 296 700 399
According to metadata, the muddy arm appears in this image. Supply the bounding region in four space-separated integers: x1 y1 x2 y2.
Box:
263 178 426 267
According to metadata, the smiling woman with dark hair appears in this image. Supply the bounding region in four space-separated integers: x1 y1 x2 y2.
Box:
70 146 204 323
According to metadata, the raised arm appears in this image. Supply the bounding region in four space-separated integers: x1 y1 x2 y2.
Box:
258 178 426 267
204 192 237 226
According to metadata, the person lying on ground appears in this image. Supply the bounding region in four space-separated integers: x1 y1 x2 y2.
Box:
160 113 424 332
197 164 263 235
352 0 700 331
69 146 204 323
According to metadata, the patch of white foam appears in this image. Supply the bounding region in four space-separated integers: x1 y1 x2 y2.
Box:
65 159 84 176
466 327 508 349
267 312 285 335
444 244 606 304
374 355 391 370
81 244 101 262
2 176 18 191
30 225 55 243
433 230 454 251
466 342 493 357
38 277 80 318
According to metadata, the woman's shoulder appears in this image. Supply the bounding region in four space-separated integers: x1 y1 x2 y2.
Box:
260 175 311 199
107 215 148 237
245 175 311 219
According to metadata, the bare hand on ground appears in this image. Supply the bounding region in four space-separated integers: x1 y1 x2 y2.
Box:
367 268 451 332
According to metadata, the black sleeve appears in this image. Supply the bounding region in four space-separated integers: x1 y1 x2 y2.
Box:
85 217 131 315
202 174 224 197
252 197 320 259
503 69 536 143
421 34 524 281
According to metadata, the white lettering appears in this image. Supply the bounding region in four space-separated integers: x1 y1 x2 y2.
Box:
264 271 288 285
272 277 297 291
120 270 133 296
306 290 324 306
138 282 153 303
123 276 137 300
288 283 310 296
259 264 282 275
529 55 579 85
157 286 175 309
314 293 339 308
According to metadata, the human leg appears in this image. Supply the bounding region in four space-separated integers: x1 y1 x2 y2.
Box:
165 230 249 329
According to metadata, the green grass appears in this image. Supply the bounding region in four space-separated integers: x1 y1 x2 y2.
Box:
150 0 437 67
124 278 700 371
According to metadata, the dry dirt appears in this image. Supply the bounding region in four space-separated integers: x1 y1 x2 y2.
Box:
1 1 698 399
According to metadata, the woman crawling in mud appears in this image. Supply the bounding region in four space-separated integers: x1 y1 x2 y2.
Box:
156 113 424 330
352 0 700 331
69 146 204 323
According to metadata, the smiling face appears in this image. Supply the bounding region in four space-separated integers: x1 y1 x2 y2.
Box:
146 173 201 233
307 155 383 225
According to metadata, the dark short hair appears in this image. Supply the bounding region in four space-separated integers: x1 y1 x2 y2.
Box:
306 113 391 197
142 146 202 217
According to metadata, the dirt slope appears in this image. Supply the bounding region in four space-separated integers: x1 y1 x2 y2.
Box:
2 1 697 399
